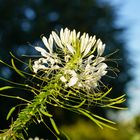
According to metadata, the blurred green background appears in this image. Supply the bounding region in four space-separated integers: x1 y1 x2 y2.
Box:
0 0 139 139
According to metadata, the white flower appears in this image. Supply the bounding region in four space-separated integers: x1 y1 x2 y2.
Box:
33 28 108 91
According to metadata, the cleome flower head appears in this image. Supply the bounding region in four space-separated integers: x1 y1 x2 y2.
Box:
33 28 107 92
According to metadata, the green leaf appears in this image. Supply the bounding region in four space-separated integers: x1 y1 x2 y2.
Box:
78 109 103 129
97 121 117 130
0 86 14 91
78 109 117 130
92 113 116 124
11 58 26 78
94 88 112 100
50 118 60 135
6 107 16 120
108 94 126 102
74 99 86 108
40 108 53 118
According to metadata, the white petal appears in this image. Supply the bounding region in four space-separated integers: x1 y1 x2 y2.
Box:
97 40 105 56
97 63 108 76
93 57 105 66
92 82 98 88
53 65 60 69
68 76 78 87
78 82 82 87
90 36 96 47
32 62 47 73
85 33 89 43
38 65 47 70
60 28 64 44
35 47 49 57
71 30 76 41
32 66 38 73
64 28 70 43
101 70 107 76
42 36 51 53
39 58 48 63
48 35 53 53
60 76 67 83
55 57 62 64
68 70 77 77
77 31 80 38
52 31 63 49
49 57 55 65
87 55 94 63
66 44 75 54
65 55 71 62
83 41 93 57
97 63 107 70
80 33 86 53
85 63 91 71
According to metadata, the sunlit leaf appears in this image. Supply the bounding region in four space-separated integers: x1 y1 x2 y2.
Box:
6 107 16 120
0 86 14 91
50 118 60 135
